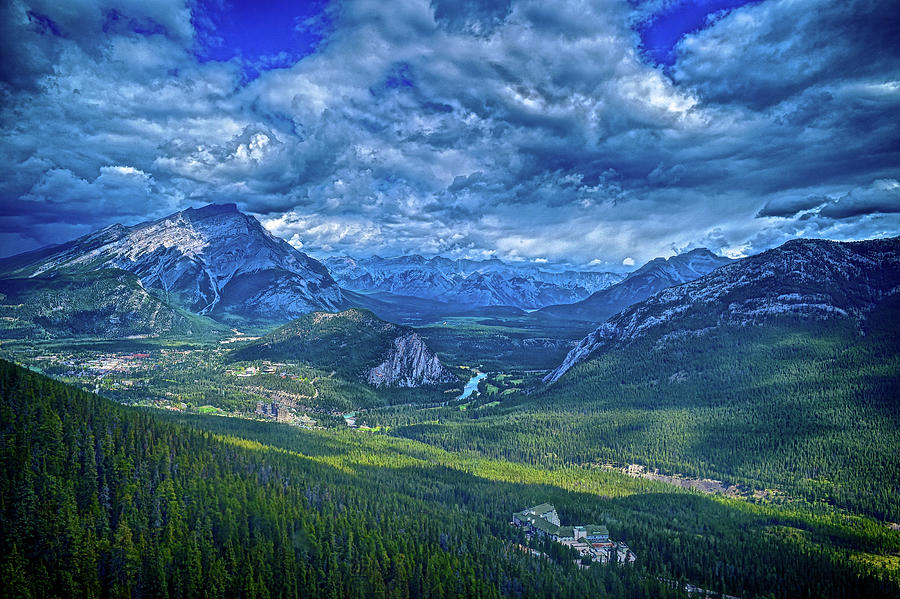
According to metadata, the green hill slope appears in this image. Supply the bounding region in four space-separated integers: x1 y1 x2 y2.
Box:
388 297 900 521
0 360 573 598
232 309 399 370
3 359 900 598
0 269 221 339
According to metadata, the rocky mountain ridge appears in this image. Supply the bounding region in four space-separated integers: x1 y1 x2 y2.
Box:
544 237 900 383
538 248 732 323
0 203 343 323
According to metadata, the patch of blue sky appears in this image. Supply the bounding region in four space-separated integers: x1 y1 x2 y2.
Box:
635 0 763 66
191 0 332 80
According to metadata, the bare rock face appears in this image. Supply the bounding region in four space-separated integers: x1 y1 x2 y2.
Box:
367 332 457 388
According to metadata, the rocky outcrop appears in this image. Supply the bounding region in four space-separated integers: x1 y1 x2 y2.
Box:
231 308 456 388
367 332 457 388
545 237 900 383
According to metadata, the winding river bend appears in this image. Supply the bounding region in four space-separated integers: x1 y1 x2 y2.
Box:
457 371 488 400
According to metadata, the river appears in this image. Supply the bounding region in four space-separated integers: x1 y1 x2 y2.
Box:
457 371 488 400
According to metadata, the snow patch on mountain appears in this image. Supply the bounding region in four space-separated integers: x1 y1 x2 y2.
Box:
324 255 623 310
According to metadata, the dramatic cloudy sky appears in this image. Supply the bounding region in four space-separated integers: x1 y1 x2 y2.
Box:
1 0 898 269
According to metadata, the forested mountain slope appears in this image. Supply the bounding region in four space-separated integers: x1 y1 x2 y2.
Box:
0 360 654 598
390 294 900 522
3 359 899 598
0 269 220 339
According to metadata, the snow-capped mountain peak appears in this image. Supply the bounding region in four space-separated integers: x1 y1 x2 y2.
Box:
322 254 624 310
4 203 342 322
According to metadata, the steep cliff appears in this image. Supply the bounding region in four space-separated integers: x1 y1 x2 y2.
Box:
367 332 457 387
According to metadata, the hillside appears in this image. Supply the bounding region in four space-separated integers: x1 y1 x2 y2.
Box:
231 308 457 387
0 360 625 598
4 359 899 598
538 249 731 323
385 303 900 524
381 239 900 523
0 269 219 339
0 203 343 324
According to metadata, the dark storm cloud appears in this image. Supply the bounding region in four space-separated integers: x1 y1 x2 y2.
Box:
756 195 827 218
0 0 898 265
817 180 900 220
431 0 511 33
757 181 900 220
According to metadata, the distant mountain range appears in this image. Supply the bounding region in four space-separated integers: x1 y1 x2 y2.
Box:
545 237 900 383
537 248 732 323
324 255 624 311
0 204 634 336
232 308 456 388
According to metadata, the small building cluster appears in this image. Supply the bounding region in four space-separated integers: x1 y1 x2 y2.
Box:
511 503 635 565
255 400 319 428
256 401 280 419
